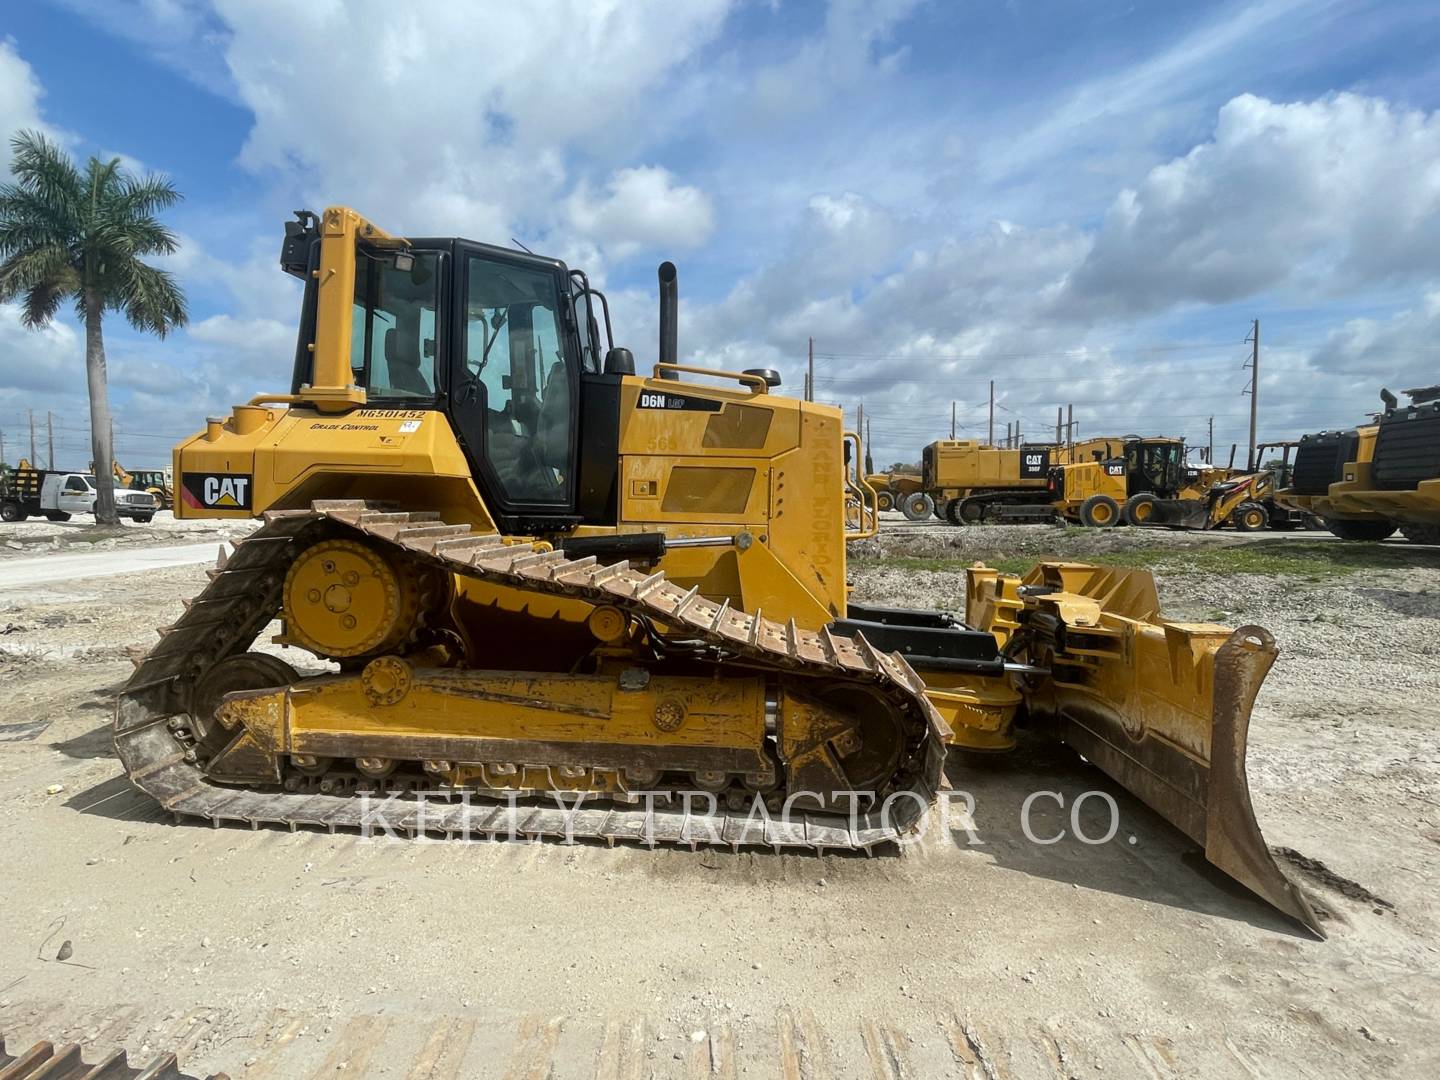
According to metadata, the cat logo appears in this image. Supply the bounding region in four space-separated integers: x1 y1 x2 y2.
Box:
181 472 253 511
1019 451 1048 479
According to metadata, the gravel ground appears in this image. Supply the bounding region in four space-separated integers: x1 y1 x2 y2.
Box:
0 517 1436 1077
0 510 254 559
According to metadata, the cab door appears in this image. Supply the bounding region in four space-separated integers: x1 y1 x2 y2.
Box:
57 475 95 515
448 245 581 530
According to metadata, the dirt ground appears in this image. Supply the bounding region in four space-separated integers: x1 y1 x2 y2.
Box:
1 517 1437 1078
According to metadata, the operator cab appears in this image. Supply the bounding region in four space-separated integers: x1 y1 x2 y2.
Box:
1124 439 1184 497
282 212 625 532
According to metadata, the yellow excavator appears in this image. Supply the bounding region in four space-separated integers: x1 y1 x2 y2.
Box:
114 207 1319 935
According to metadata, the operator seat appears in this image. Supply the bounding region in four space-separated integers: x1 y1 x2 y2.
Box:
383 329 432 395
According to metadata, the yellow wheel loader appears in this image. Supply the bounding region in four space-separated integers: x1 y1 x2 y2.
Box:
865 469 921 513
113 461 174 511
1278 387 1440 544
113 207 1319 936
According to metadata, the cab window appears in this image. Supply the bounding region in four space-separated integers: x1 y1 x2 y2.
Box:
350 251 442 399
463 255 574 504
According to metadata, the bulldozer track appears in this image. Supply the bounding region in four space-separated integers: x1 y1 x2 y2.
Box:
0 1031 225 1078
1 1002 1277 1078
114 501 948 852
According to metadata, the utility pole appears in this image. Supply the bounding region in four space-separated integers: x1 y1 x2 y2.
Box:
1208 416 1214 464
46 411 54 469
1066 403 1074 449
806 337 814 403
1055 407 1062 444
29 409 36 464
950 401 956 440
1005 421 1012 449
988 381 995 446
856 401 864 461
1245 318 1259 471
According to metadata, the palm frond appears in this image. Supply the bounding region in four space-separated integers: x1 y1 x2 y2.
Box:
115 172 184 221
0 212 75 262
7 131 83 225
20 278 68 329
120 260 188 337
0 244 77 303
90 213 180 259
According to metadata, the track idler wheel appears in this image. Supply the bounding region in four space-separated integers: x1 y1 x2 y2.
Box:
810 684 906 794
187 652 299 750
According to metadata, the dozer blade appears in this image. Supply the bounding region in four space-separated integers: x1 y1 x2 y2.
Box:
970 564 1323 937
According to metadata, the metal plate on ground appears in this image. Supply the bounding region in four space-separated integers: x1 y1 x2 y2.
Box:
0 719 51 742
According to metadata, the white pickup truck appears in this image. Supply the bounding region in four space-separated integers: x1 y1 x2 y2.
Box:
1 467 158 523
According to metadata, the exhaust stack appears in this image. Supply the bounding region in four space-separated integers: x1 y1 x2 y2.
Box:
658 261 678 377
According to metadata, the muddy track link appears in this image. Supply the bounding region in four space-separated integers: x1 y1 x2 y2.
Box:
0 1032 226 1078
115 501 949 852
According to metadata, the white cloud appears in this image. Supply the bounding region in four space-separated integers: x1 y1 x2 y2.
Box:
0 302 82 395
188 312 292 352
567 166 714 258
1064 92 1440 314
0 37 56 174
983 0 1324 192
746 0 921 121
213 0 732 249
1308 290 1440 387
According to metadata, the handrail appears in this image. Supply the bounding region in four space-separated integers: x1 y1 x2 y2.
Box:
651 363 768 394
842 430 879 540
247 394 305 406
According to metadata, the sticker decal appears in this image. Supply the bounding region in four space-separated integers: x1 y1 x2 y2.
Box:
637 391 723 413
398 419 422 433
181 472 253 511
1019 450 1048 479
1104 462 1126 477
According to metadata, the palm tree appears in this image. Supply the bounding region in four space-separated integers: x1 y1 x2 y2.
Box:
0 130 186 524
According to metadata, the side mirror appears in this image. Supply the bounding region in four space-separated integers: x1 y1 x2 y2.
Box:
604 347 635 375
742 367 782 388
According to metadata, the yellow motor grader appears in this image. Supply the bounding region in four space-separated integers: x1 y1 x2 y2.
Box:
1051 437 1274 530
114 207 1318 935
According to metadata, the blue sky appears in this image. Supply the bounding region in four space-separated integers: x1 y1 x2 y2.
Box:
2 0 1440 469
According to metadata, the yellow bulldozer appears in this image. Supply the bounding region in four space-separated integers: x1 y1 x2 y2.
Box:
113 206 1319 936
915 437 1125 524
1277 387 1440 544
